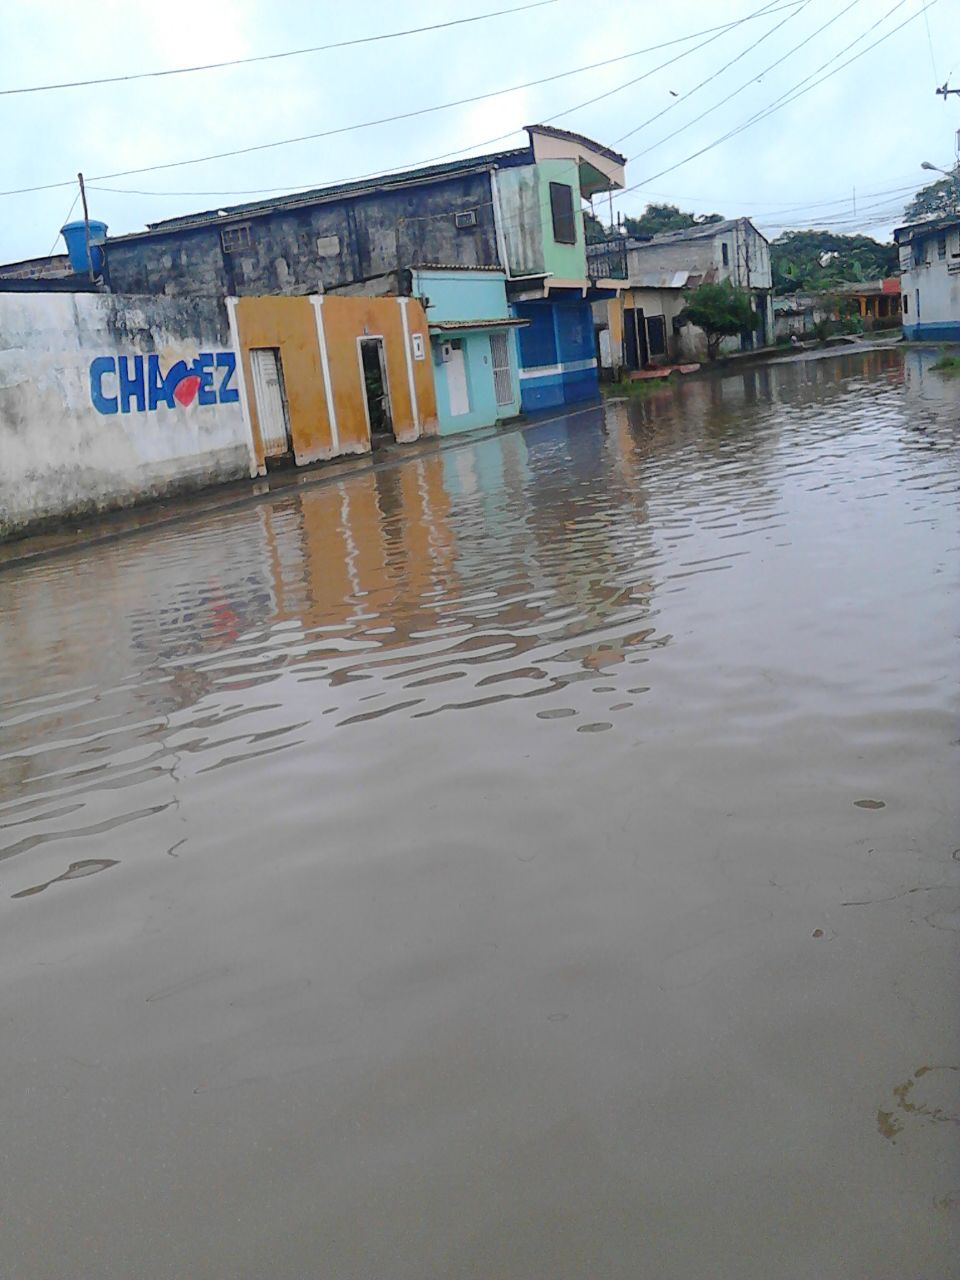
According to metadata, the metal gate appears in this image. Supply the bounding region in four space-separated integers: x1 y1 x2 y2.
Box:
249 348 291 456
489 331 513 407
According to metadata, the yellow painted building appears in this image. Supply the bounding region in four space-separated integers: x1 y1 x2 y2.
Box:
229 294 438 472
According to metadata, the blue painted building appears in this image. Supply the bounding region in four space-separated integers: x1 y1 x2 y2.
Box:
412 267 523 435
496 127 627 412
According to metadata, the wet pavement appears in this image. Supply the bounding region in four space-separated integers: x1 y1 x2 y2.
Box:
1 347 958 1279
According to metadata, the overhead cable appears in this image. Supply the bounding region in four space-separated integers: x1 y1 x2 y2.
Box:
0 0 558 97
0 3 806 198
615 0 931 201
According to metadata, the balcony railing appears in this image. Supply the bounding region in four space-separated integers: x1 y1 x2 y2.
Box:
586 239 627 280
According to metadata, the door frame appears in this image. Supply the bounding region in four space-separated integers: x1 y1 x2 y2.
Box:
248 345 293 458
356 335 393 440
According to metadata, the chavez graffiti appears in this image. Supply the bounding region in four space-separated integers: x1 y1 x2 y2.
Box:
90 351 239 415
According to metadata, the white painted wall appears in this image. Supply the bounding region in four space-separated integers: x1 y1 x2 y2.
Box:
0 292 255 535
898 222 960 331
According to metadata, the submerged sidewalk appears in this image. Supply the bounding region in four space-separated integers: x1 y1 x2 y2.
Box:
0 406 599 573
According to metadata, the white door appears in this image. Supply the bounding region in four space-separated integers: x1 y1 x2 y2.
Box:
249 348 291 456
489 331 513 407
445 343 470 416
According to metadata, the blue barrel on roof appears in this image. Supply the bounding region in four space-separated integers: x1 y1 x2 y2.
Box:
61 219 108 274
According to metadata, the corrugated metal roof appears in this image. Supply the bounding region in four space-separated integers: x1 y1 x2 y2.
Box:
142 148 531 236
429 317 528 332
894 213 960 241
630 270 693 289
627 217 765 248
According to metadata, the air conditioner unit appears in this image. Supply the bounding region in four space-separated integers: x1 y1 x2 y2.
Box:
454 210 478 229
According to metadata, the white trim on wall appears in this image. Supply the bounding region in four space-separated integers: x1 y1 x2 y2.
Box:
309 294 340 454
398 298 421 439
225 295 263 477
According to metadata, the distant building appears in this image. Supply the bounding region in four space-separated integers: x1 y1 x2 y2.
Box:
772 279 902 341
590 217 773 370
894 215 960 340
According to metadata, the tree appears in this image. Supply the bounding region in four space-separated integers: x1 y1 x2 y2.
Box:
681 281 758 360
583 210 609 244
770 230 898 293
624 203 724 239
903 169 960 223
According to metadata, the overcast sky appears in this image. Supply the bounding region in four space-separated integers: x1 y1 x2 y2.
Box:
1 0 957 263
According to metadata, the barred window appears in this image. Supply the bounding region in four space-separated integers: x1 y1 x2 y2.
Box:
221 225 252 253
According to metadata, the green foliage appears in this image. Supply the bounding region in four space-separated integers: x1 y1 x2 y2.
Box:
624 203 724 239
904 170 960 223
771 230 898 293
930 353 960 373
681 281 758 359
583 210 609 245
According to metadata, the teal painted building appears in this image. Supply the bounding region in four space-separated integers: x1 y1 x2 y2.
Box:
412 267 523 436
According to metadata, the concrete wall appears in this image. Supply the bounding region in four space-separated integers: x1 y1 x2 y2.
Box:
0 292 253 536
105 172 501 301
232 294 437 463
627 219 772 292
899 223 960 339
496 159 587 283
413 268 520 434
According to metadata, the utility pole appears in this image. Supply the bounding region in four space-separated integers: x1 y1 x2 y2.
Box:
77 171 94 284
936 82 960 99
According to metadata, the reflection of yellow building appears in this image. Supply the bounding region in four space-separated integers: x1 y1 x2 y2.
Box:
260 453 458 644
231 295 438 472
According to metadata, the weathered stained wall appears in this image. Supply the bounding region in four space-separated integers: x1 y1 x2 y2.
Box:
232 294 437 462
0 292 253 536
626 220 772 292
232 295 331 468
105 173 501 301
320 295 437 446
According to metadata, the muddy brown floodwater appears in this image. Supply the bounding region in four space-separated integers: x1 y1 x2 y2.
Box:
1 347 958 1279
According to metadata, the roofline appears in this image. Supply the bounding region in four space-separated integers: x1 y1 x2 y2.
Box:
130 150 531 241
894 213 960 240
524 123 627 167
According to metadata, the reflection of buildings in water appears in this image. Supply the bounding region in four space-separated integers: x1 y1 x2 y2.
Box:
258 454 460 649
0 515 279 830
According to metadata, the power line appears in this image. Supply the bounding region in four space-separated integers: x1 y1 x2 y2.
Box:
83 1 797 203
0 4 805 199
627 0 865 159
614 0 929 203
0 0 558 98
614 0 813 146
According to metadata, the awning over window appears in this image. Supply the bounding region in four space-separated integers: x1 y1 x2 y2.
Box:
428 318 529 335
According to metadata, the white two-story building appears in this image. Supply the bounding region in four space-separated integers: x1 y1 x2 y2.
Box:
894 214 960 341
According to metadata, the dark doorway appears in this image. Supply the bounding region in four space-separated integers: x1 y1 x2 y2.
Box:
646 314 667 360
360 339 393 439
623 307 648 370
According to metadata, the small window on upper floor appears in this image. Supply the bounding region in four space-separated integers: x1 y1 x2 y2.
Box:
902 293 908 314
913 241 925 266
937 234 947 260
221 224 252 253
721 242 729 267
549 182 577 245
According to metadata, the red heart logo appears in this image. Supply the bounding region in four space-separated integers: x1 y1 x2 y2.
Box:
173 374 200 407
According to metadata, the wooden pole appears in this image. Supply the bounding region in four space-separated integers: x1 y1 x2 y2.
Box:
78 171 94 283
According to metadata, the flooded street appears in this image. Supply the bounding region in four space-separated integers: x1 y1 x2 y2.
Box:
1 347 958 1278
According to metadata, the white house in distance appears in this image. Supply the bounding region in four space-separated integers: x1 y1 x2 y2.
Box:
894 214 960 341
591 217 774 370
